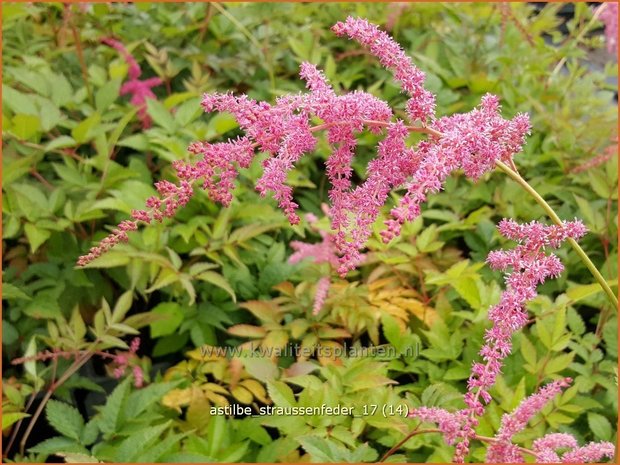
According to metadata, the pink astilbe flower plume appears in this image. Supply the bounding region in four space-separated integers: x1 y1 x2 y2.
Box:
110 337 144 388
101 38 163 128
382 95 531 243
533 433 615 463
332 16 436 121
80 18 533 273
560 442 616 463
486 378 571 462
597 2 618 54
409 219 601 463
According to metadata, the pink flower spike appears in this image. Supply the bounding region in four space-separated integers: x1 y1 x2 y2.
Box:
561 442 616 463
102 37 162 128
598 2 618 54
132 365 144 388
534 433 579 453
332 16 435 122
409 407 463 445
312 276 331 315
495 378 571 443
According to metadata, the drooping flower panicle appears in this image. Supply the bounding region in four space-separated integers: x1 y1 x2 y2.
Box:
111 336 144 388
81 19 531 277
331 16 436 122
288 206 362 314
409 219 611 464
382 95 531 243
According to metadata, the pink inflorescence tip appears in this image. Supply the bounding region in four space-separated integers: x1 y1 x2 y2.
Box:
82 19 530 278
410 219 598 463
332 16 436 121
598 2 618 54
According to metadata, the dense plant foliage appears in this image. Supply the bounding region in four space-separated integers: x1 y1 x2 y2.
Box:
2 2 617 463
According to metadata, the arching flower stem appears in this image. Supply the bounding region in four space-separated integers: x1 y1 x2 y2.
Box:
496 160 618 308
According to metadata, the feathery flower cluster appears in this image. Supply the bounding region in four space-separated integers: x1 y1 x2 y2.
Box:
570 139 617 174
77 179 193 266
381 95 531 244
101 38 163 128
486 378 571 462
110 337 144 388
598 2 618 54
466 219 587 415
80 18 531 276
331 16 436 121
409 219 611 463
533 433 615 463
486 377 614 463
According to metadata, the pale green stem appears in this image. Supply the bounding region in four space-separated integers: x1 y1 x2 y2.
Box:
495 160 618 309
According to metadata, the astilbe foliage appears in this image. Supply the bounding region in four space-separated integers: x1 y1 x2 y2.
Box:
78 17 530 275
410 220 614 463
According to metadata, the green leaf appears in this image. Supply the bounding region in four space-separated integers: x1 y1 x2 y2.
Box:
146 99 176 131
536 320 553 350
2 412 30 431
70 306 87 340
453 276 481 309
112 290 134 324
12 183 50 221
24 337 38 382
1 282 31 300
95 79 120 112
45 400 84 440
266 380 296 408
134 432 186 462
100 335 129 350
29 437 89 456
45 135 77 151
72 112 101 143
78 251 130 268
2 320 19 345
150 302 184 338
99 378 130 434
114 421 172 462
588 412 612 440
228 324 267 338
196 271 236 302
566 280 618 303
519 334 537 367
206 414 227 457
297 435 339 462
381 314 402 349
118 134 149 151
58 453 100 463
37 96 61 131
242 357 279 383
2 84 37 114
566 307 586 336
603 317 617 358
125 382 179 418
545 352 575 375
11 114 41 140
174 97 201 126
